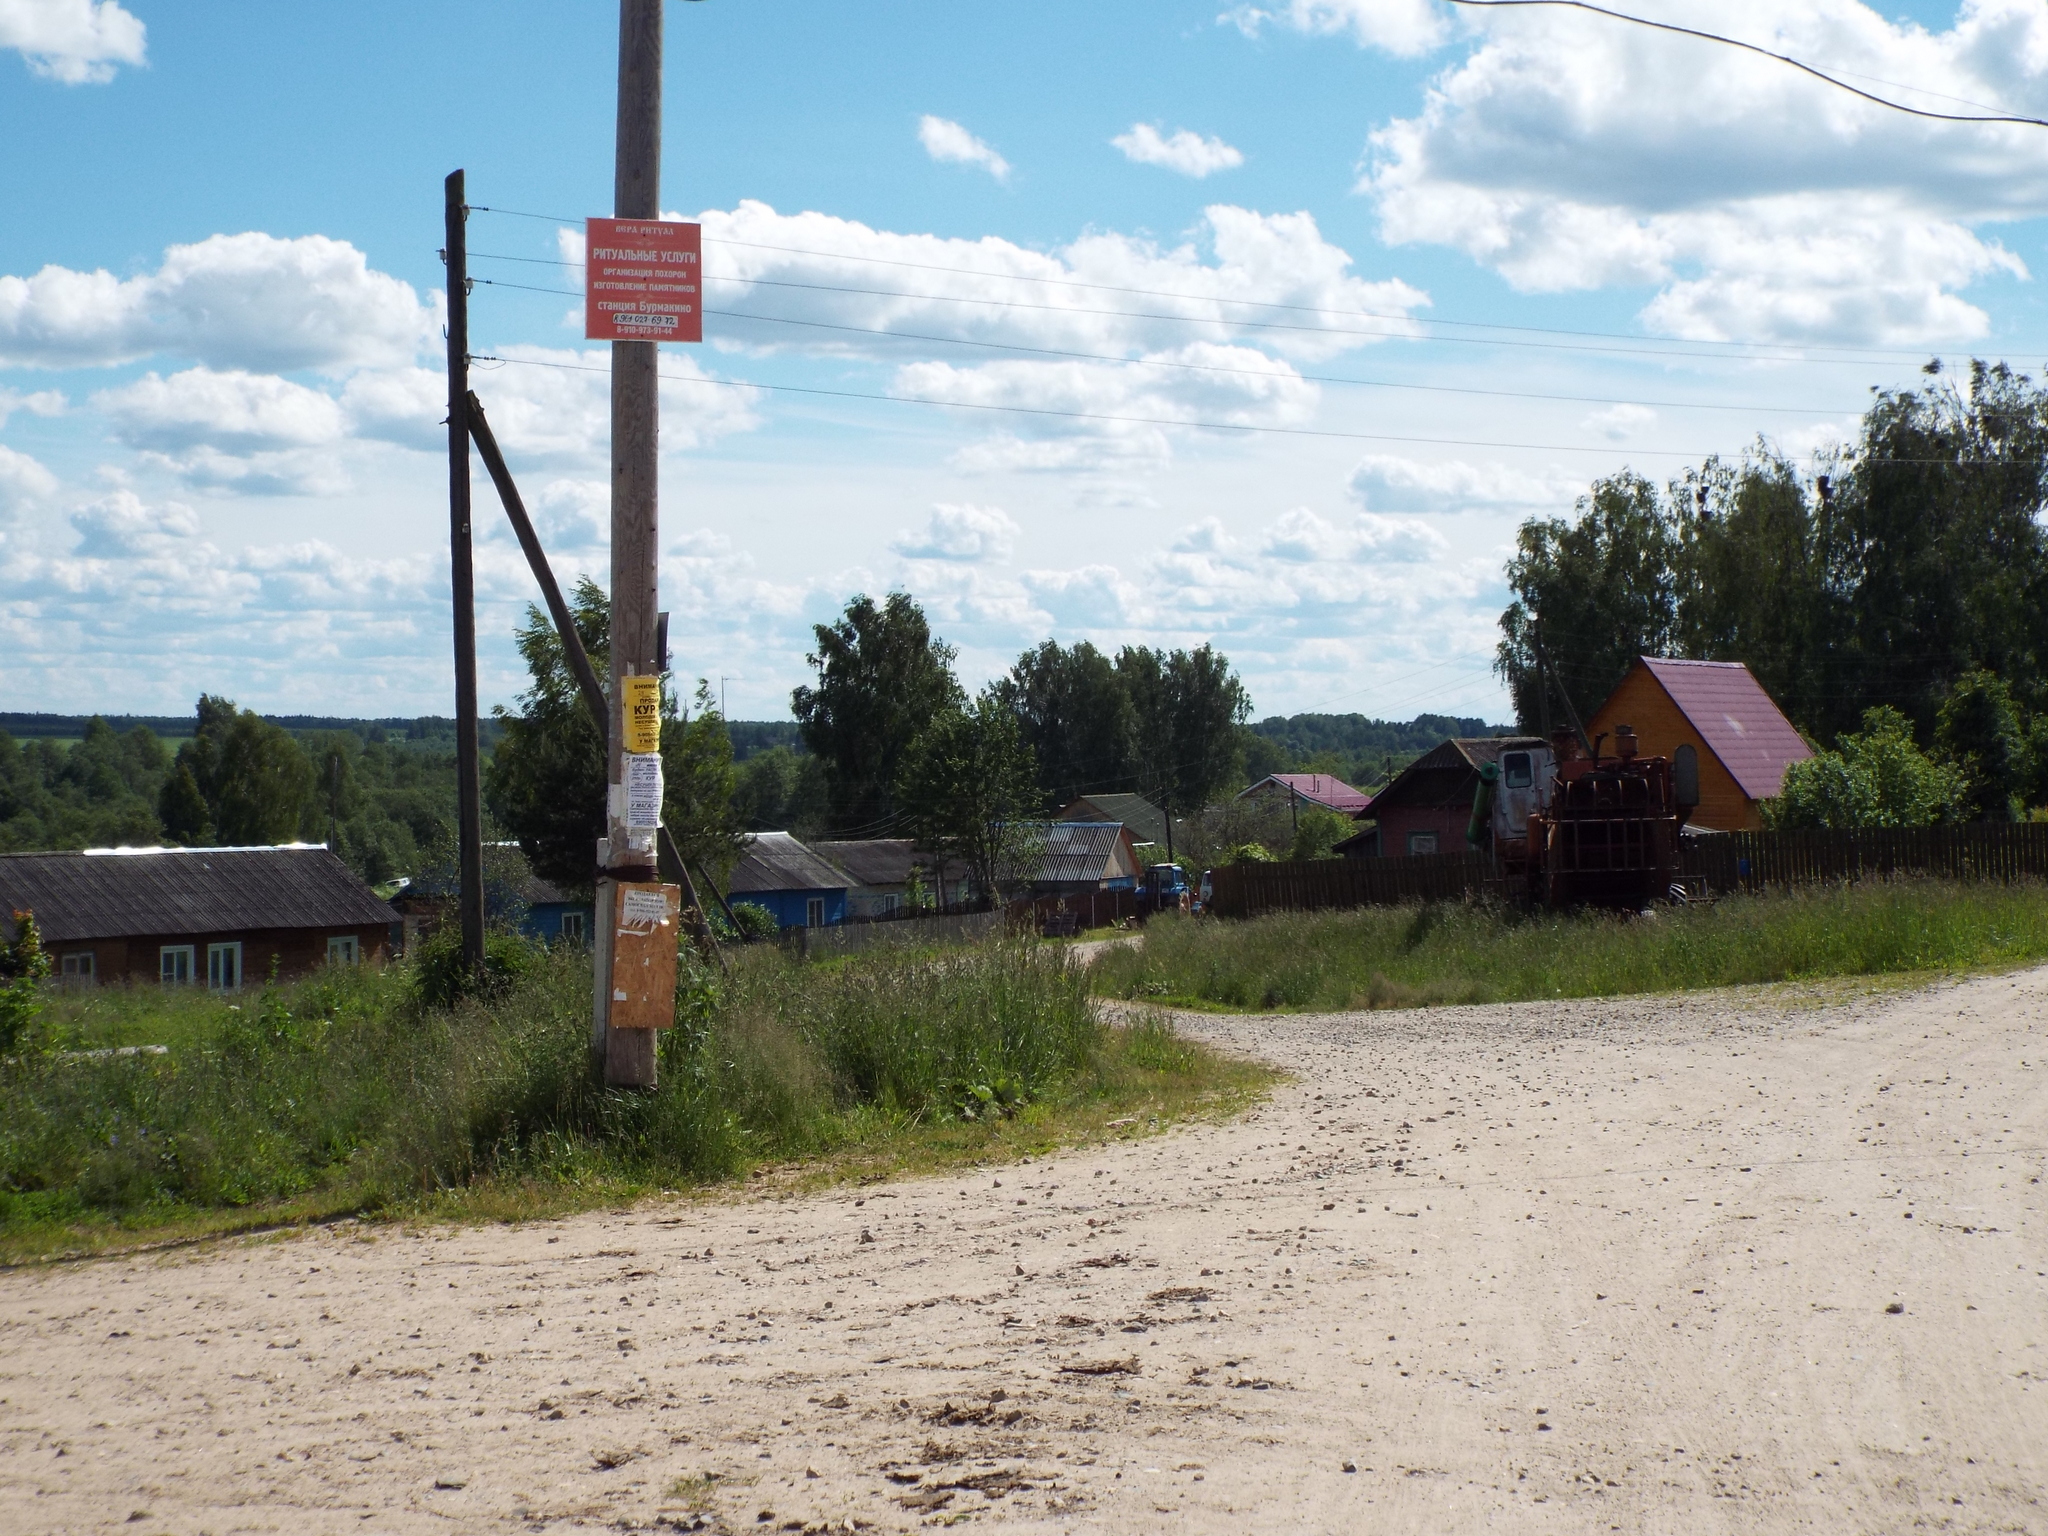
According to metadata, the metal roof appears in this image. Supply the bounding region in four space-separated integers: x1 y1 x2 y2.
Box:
0 846 398 945
1020 821 1135 884
1057 793 1170 847
807 838 964 889
1239 773 1373 814
727 831 851 895
1361 738 1545 815
1634 658 1813 800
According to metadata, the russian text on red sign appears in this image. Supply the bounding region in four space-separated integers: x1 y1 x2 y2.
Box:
584 217 702 343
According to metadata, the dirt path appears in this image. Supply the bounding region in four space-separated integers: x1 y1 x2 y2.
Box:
4 970 2046 1534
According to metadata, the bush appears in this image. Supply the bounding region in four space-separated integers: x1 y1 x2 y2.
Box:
407 926 538 1010
0 909 53 1056
1771 707 1969 829
720 901 780 942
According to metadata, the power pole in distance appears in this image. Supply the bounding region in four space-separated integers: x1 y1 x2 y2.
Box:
444 169 486 976
594 0 664 1087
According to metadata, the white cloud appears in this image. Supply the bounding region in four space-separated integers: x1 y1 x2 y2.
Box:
1112 124 1245 178
0 232 436 372
68 488 198 556
1353 0 2048 344
0 444 57 518
1583 403 1656 442
891 503 1019 562
0 387 64 426
917 115 1012 182
0 0 145 84
1260 506 1445 563
1224 0 1447 57
95 368 348 453
1347 453 1581 512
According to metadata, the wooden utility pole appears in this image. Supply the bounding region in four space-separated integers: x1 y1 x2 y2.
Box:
595 0 665 1087
444 169 486 975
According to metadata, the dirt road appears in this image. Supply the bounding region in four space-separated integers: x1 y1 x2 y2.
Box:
3 969 2045 1534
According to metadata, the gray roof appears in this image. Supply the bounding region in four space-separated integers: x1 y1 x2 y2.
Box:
1058 793 1170 847
1365 737 1547 816
0 846 398 945
728 831 851 895
807 838 964 890
1020 821 1135 884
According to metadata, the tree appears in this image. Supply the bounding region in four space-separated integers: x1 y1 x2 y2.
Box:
732 745 829 834
1934 670 2029 822
157 764 209 844
171 696 316 845
993 640 1137 804
1497 472 1678 730
1770 707 1969 829
1116 644 1251 852
792 593 963 833
1289 806 1352 862
895 691 1043 908
486 579 742 891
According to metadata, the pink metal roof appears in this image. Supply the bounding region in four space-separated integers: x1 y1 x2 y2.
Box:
1638 658 1812 800
1253 773 1373 814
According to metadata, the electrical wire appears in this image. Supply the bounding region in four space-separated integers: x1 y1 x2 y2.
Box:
1440 0 2048 129
463 215 2010 365
463 275 1861 417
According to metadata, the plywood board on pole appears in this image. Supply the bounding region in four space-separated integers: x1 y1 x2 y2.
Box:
609 882 681 1030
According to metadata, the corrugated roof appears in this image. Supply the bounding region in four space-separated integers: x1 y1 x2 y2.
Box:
808 838 965 889
1636 658 1812 800
727 832 851 895
1020 821 1134 884
1239 773 1373 814
0 846 397 945
1058 793 1170 846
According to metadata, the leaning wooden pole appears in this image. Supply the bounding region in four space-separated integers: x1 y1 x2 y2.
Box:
596 0 666 1087
444 169 486 975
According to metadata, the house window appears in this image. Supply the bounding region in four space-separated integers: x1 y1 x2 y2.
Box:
59 952 94 984
805 896 825 928
881 893 901 917
559 911 587 946
327 935 360 967
207 941 243 993
1502 752 1533 789
1407 830 1440 856
160 946 194 985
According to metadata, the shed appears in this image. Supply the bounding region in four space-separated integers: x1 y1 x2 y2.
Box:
0 844 398 988
727 831 850 930
1019 821 1141 895
808 839 970 918
1340 738 1545 858
1586 658 1812 831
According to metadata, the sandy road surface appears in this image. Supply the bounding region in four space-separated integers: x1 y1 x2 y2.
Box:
3 971 2046 1535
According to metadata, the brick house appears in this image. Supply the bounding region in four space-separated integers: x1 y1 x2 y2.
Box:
0 845 398 989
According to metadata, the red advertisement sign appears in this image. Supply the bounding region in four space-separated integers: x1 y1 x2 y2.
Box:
584 217 702 343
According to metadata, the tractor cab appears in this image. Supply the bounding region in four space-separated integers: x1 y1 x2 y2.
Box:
1138 862 1190 918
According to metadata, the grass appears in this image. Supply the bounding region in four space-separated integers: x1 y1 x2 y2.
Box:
0 939 1268 1264
1090 878 2048 1013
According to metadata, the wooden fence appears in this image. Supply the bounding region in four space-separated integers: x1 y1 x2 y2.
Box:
1208 822 2048 920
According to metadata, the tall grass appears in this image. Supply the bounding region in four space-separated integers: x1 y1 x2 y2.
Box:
1091 879 2048 1012
0 938 1192 1250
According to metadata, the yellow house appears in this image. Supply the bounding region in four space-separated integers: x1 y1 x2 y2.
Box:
1586 658 1813 831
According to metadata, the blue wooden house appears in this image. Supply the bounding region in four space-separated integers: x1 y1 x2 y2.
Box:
728 831 850 929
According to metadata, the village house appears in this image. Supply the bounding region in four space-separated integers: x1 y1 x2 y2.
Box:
1056 792 1176 854
1585 657 1812 831
1021 821 1142 897
808 838 970 919
1337 738 1545 858
1238 772 1373 822
727 831 850 930
0 844 398 988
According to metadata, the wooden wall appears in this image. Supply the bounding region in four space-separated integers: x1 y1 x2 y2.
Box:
47 923 392 988
1587 668 1760 831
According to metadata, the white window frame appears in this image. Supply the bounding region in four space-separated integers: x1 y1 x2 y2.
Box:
160 945 194 985
1407 830 1440 856
60 951 95 984
805 896 825 928
559 911 587 946
207 941 243 993
327 934 360 967
881 893 901 917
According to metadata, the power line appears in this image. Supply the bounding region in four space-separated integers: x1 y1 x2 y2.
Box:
463 233 1979 366
468 349 2048 466
1440 0 2048 128
463 275 1861 417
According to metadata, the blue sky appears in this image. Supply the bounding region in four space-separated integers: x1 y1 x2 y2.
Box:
5 0 2048 725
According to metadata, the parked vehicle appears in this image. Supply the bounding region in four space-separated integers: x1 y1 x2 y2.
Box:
1138 861 1190 918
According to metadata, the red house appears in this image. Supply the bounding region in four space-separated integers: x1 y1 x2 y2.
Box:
1338 738 1546 858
